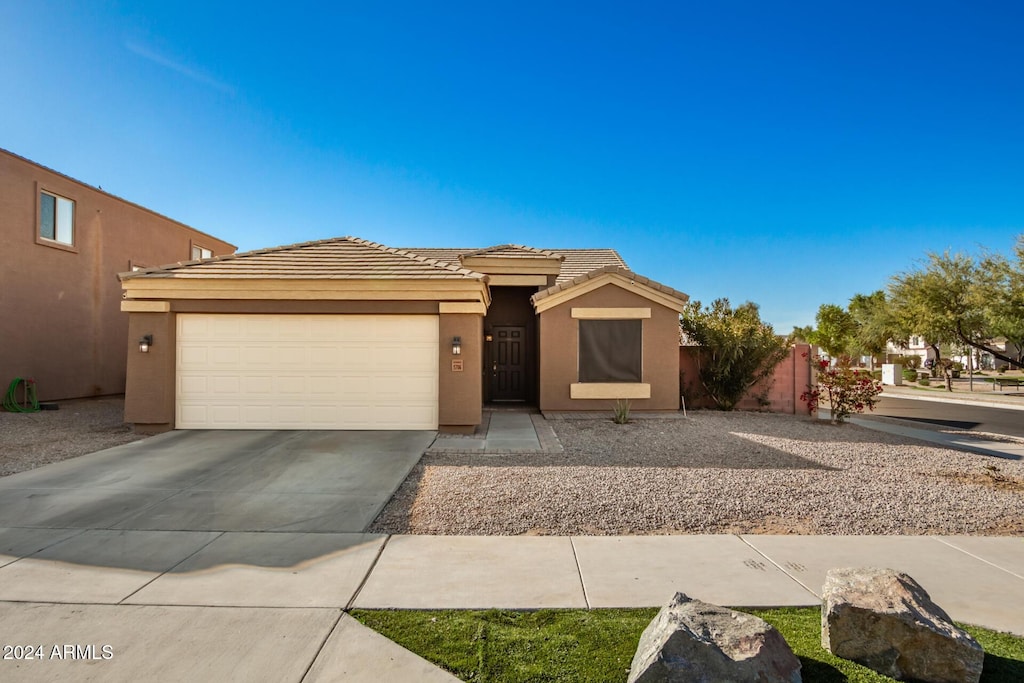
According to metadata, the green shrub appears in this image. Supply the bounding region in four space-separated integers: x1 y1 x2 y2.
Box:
612 399 631 424
679 299 790 410
918 376 930 386
900 355 922 369
902 369 918 382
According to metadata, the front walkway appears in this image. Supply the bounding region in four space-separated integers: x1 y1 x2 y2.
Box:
428 411 562 454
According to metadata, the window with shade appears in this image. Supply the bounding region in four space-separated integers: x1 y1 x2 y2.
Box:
577 319 643 382
39 191 74 245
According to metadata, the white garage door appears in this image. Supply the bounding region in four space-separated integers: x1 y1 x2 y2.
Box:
176 314 438 429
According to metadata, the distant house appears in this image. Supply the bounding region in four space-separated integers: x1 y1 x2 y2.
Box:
0 148 236 401
885 336 939 366
886 336 1008 370
118 238 689 432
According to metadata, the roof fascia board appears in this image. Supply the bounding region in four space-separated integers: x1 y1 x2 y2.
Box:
460 256 562 275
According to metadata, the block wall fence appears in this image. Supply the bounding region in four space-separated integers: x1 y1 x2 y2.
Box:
678 343 814 414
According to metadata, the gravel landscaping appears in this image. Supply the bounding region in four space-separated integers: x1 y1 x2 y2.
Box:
0 397 145 477
370 412 1024 536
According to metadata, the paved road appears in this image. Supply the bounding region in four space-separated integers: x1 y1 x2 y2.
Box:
872 395 1024 439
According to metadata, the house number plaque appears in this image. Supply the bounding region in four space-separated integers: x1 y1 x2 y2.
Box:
451 359 464 372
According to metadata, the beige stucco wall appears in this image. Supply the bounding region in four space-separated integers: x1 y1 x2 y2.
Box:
124 312 177 430
0 149 234 401
538 284 681 411
438 313 483 430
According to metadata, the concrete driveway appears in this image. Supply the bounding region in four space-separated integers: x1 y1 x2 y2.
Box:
0 429 449 682
0 429 434 533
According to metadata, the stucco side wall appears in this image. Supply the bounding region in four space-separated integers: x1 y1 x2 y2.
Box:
0 150 234 401
124 312 176 430
679 343 813 413
538 284 680 411
438 313 483 430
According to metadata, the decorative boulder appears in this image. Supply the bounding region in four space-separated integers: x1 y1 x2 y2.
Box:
822 567 984 683
628 592 801 683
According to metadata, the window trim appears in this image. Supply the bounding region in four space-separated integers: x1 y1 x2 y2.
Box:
190 242 213 260
34 185 78 253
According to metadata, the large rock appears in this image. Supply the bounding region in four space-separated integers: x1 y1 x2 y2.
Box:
628 593 801 683
822 567 984 683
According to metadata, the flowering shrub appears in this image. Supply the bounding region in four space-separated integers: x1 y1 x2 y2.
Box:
800 354 883 424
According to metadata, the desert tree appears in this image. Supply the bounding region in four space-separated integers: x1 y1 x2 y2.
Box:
679 299 791 410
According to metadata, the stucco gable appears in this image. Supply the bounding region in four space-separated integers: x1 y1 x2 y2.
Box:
531 266 688 313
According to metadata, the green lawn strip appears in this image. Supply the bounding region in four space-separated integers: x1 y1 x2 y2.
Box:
350 607 1024 683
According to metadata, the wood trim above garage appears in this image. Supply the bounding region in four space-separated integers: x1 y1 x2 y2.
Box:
121 300 171 312
122 277 491 307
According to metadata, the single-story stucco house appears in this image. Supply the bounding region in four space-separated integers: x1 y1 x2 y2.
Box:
119 237 688 432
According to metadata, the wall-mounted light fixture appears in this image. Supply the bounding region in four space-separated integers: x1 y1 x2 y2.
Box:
139 334 153 353
452 336 462 356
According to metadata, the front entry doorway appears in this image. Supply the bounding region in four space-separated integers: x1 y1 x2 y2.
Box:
489 325 528 401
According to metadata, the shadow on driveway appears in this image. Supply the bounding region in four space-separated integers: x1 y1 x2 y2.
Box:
0 430 432 575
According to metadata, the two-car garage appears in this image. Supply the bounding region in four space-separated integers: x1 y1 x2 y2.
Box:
121 236 488 432
175 314 439 430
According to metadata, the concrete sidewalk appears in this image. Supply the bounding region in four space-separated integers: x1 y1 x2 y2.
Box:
1 531 1022 680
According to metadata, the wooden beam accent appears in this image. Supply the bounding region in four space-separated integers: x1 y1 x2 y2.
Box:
121 300 171 313
439 302 487 314
487 274 549 286
571 307 651 319
570 383 651 399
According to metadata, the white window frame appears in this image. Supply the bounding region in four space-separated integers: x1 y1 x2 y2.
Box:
191 244 213 260
39 190 75 247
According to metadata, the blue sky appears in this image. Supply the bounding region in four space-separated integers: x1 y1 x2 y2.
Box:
3 1 1022 330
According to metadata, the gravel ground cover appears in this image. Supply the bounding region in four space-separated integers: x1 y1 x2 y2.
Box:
370 412 1024 536
0 397 144 477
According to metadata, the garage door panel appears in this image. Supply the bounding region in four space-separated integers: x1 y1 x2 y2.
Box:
178 344 209 366
307 376 340 395
209 346 241 366
208 375 242 395
178 374 208 395
309 345 341 367
372 375 434 397
176 314 439 430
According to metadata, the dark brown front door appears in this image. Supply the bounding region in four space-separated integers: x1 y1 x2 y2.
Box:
490 325 527 401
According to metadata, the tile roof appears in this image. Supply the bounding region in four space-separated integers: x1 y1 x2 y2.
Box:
461 244 563 259
530 265 689 305
403 246 627 284
119 237 485 280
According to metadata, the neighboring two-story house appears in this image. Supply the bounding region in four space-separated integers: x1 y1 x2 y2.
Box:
0 148 236 401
